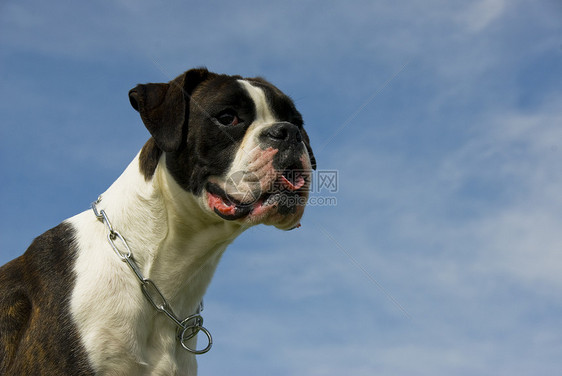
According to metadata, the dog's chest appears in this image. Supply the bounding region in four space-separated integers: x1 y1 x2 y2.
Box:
67 203 230 375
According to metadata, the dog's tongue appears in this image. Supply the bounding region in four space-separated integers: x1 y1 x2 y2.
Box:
207 191 255 220
280 174 306 191
208 193 237 217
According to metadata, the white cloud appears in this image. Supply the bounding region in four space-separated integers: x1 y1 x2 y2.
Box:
463 0 507 33
287 90 562 373
434 99 562 285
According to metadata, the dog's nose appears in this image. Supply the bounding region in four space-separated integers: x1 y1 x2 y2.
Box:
264 122 302 145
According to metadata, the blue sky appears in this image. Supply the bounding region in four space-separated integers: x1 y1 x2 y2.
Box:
1 1 562 375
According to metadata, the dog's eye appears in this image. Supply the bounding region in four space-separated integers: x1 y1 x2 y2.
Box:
216 111 240 126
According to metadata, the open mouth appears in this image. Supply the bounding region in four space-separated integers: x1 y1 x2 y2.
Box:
206 169 308 221
206 182 254 220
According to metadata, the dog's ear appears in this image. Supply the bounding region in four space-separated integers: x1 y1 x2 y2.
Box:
128 68 211 152
300 128 317 170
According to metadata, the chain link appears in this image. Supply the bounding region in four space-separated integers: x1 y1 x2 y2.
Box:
91 196 212 355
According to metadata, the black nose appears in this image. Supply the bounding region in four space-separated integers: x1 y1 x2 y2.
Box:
264 122 302 145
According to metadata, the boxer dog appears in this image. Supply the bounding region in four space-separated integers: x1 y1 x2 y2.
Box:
0 68 315 375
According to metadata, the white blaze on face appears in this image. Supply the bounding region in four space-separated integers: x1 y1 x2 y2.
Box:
228 80 279 174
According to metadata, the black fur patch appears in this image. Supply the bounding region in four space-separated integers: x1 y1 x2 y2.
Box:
133 69 316 189
0 223 94 375
165 73 258 195
139 138 163 180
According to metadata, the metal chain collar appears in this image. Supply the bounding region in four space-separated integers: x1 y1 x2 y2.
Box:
91 197 213 355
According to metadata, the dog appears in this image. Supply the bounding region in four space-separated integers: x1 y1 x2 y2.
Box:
0 68 316 375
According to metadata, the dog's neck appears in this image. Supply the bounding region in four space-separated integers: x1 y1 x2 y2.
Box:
95 152 245 315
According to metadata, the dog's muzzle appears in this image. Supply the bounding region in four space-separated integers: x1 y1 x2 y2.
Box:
206 123 312 228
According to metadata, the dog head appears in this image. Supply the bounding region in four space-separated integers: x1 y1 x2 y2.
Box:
128 68 316 230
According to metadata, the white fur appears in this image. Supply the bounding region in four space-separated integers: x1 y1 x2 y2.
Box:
69 153 245 375
228 80 279 174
